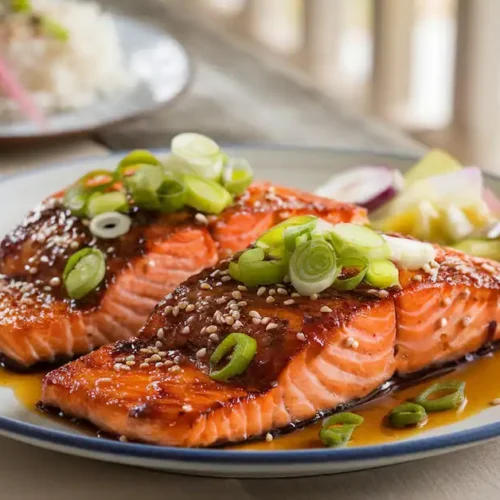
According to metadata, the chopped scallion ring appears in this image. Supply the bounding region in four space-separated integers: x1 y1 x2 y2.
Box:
289 239 338 296
319 412 364 448
89 212 132 239
124 165 164 210
222 158 253 195
157 179 185 213
116 150 162 179
63 184 89 217
387 402 427 429
330 223 390 259
333 254 368 290
170 133 224 180
414 381 466 412
283 219 318 253
184 174 232 214
209 332 257 381
63 248 106 300
86 191 129 218
365 259 400 289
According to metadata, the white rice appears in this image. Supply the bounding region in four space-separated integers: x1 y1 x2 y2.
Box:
0 0 134 117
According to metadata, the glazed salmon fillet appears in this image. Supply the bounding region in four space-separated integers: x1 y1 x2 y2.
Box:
41 242 500 447
0 182 366 368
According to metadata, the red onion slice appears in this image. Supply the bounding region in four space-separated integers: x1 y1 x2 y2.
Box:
315 166 403 212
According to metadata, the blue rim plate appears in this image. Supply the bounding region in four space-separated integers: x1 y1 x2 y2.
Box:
1 146 500 478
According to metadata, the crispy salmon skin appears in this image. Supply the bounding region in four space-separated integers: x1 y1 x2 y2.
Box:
0 182 366 368
41 243 500 447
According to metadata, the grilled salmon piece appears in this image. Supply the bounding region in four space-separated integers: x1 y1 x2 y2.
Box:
41 243 500 447
0 182 366 368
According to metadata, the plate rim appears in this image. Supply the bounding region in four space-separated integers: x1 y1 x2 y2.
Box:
0 14 192 143
1 145 500 466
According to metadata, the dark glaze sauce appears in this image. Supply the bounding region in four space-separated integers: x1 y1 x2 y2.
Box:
2 344 500 449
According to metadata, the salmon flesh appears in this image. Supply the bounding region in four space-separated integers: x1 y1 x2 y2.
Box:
41 243 500 447
0 183 366 368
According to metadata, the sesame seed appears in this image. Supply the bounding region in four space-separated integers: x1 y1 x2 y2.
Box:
155 362 163 368
266 322 278 331
490 398 500 406
40 256 49 263
29 267 38 275
170 365 181 373
320 306 332 313
438 318 447 328
345 337 356 348
206 325 218 334
182 326 190 334
155 341 163 348
261 317 270 325
126 360 136 366
139 363 149 368
291 293 300 298
461 316 472 327
195 213 209 225
233 320 243 329
150 354 161 362
441 297 452 307
178 302 188 310
252 317 262 325
211 270 220 278
201 283 212 290
157 328 165 339
229 303 240 310
121 365 131 371
113 363 122 371
119 435 128 443
165 306 173 315
172 306 180 317
237 285 248 292
284 299 295 305
412 274 423 281
231 311 241 320
277 288 288 295
126 355 135 361
70 241 80 249
221 275 232 282
265 433 273 442
107 247 115 254
209 333 219 342
158 351 167 357
186 304 195 312
266 296 275 304
196 348 207 359
43 286 52 292
310 293 318 300
249 310 261 318
296 332 306 341
378 290 389 298
182 404 193 412
238 301 248 307
268 289 276 296
225 316 235 326
232 290 242 300
283 274 291 283
257 287 266 296
49 277 61 287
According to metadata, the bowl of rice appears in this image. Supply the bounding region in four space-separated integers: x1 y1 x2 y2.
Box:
0 0 190 141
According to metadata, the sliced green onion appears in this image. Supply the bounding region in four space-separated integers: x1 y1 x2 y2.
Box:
11 0 31 13
40 17 69 42
157 179 185 213
63 248 106 300
86 192 129 218
256 215 318 258
209 332 257 381
239 259 287 287
184 174 232 214
170 133 224 180
365 259 400 289
238 248 265 264
289 239 338 296
124 165 164 210
383 235 437 271
222 158 253 195
387 402 427 429
414 380 466 412
330 223 390 259
319 412 364 448
333 254 368 291
116 150 162 179
283 218 318 253
63 184 89 217
89 212 132 239
229 261 242 282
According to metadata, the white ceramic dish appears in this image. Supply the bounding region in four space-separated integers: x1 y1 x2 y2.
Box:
1 146 500 478
0 15 190 143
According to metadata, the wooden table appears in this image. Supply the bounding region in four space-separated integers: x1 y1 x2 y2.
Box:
1 1 499 499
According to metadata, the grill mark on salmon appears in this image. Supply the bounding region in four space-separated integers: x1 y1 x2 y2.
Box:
0 182 365 368
42 240 500 447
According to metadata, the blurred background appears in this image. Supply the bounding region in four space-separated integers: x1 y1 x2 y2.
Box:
99 0 498 169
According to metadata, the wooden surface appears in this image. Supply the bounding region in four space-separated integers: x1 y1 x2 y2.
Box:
2 1 500 499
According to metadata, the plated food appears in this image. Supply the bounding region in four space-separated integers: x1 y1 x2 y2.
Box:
1 141 500 469
0 0 132 119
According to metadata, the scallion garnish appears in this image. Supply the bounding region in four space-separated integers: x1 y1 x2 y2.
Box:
157 179 185 213
89 212 132 240
330 223 390 259
86 191 128 218
230 248 287 287
414 381 466 412
63 248 106 300
184 174 232 214
387 402 427 429
289 239 339 296
124 164 164 211
319 412 364 448
332 254 368 291
365 259 400 289
222 158 253 195
209 332 257 381
116 150 162 179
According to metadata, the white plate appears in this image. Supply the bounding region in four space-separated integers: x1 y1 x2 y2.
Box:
0 15 190 143
1 146 500 478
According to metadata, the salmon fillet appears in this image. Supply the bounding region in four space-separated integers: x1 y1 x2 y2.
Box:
41 242 500 447
0 182 366 368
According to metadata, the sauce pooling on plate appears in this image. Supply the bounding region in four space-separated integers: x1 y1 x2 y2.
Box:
2 349 500 450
